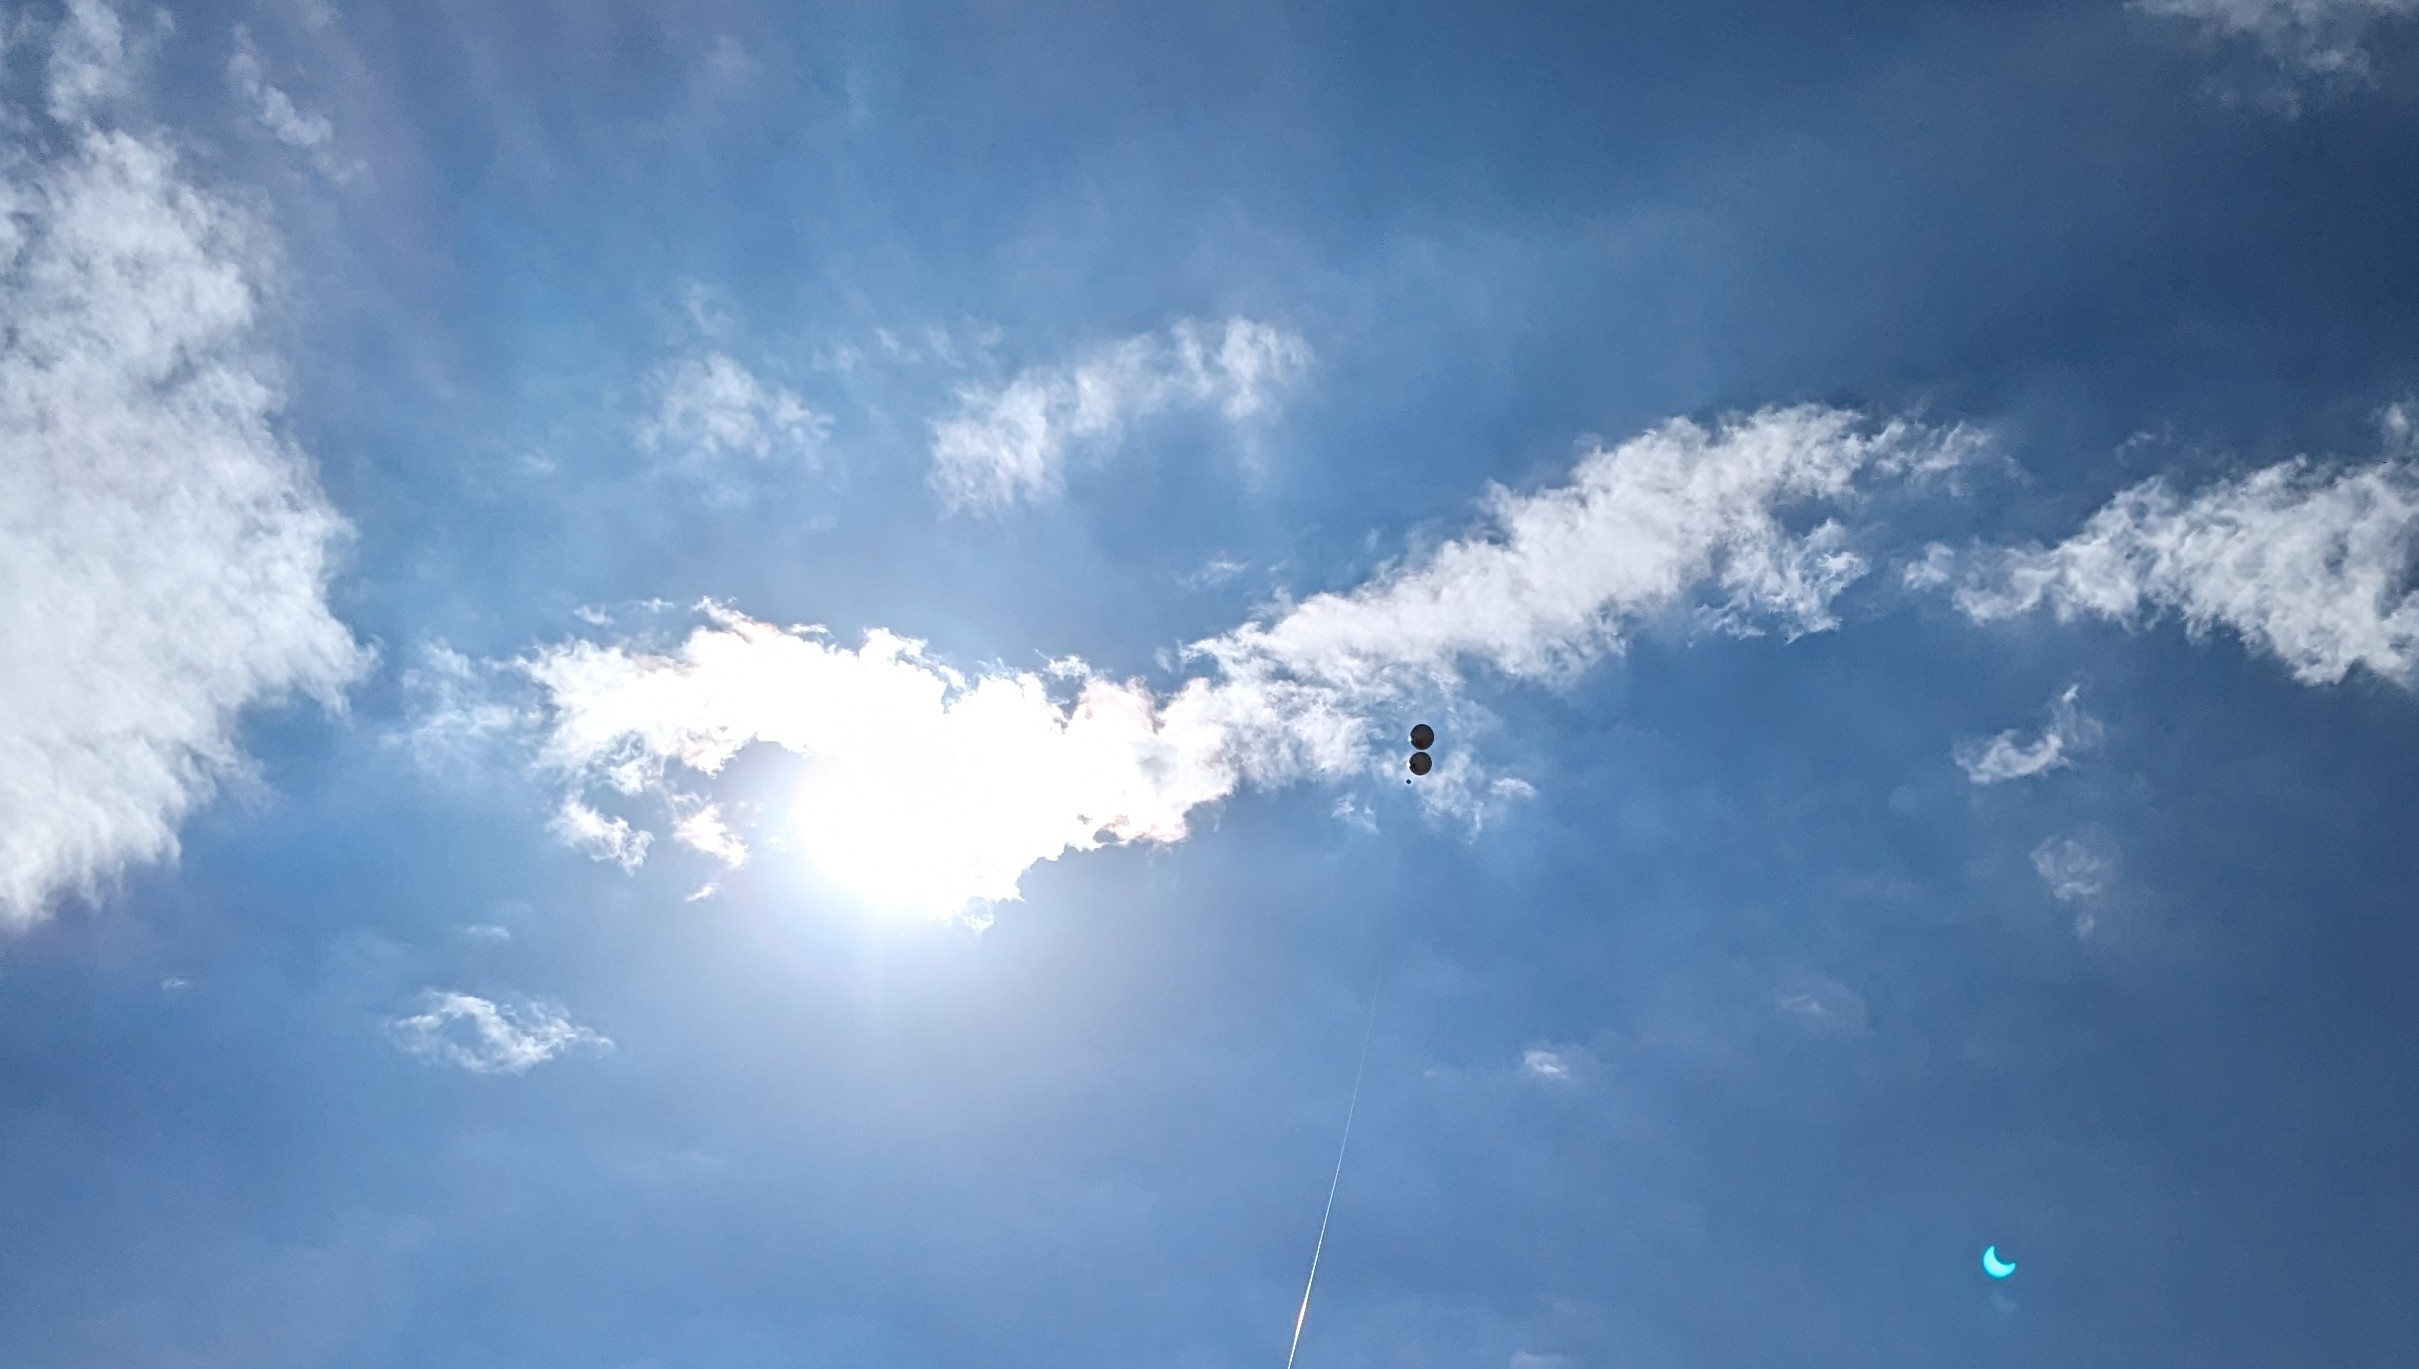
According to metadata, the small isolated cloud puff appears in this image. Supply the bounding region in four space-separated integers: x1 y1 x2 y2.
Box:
388 991 612 1075
510 405 1977 921
638 351 830 484
1520 1047 1574 1081
2032 834 2115 903
551 798 651 872
929 317 1312 513
2134 0 2419 78
1777 973 1869 1035
0 1 366 928
671 801 747 867
1509 1355 1573 1369
1950 455 2419 687
1956 684 2102 784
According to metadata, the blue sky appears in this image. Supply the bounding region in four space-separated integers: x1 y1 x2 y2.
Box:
8 0 2419 1364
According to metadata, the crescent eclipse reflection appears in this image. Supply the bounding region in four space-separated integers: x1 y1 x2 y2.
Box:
1982 1246 2018 1279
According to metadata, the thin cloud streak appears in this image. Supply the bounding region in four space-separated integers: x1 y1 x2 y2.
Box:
1956 684 2101 784
225 24 360 181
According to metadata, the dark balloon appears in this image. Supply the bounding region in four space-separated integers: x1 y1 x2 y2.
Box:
1410 723 1435 749
1407 750 1433 776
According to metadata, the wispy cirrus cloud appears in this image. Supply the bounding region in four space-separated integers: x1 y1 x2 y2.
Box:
226 24 359 181
1956 684 2102 784
2033 832 2117 938
387 991 613 1075
463 405 1979 922
929 317 1313 513
2034 834 2115 900
1945 436 2419 688
0 0 365 927
2135 0 2419 79
638 350 830 493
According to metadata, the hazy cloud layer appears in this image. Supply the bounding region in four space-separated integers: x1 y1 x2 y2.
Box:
0 0 364 927
1952 453 2419 686
495 405 1978 920
1956 684 2101 784
387 991 613 1075
2135 0 2419 77
929 317 1312 512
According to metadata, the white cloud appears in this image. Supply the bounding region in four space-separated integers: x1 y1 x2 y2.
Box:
505 406 1976 921
671 801 747 867
2135 0 2419 78
551 799 651 872
1900 542 1958 590
1956 684 2102 784
1509 1354 1573 1369
638 351 829 486
226 27 329 150
42 0 140 123
456 923 513 943
1204 406 1984 692
1520 1047 1573 1081
1951 456 2419 687
2032 833 2114 903
387 991 612 1075
0 3 366 928
518 604 1327 919
928 317 1313 513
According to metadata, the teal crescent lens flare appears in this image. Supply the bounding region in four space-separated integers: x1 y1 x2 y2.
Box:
1982 1246 2018 1279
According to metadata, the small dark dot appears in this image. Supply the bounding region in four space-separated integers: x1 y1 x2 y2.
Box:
1409 723 1435 749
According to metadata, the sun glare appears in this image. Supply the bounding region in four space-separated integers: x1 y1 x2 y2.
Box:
781 668 1219 920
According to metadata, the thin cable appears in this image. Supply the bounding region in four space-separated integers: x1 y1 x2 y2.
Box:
1284 994 1381 1369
